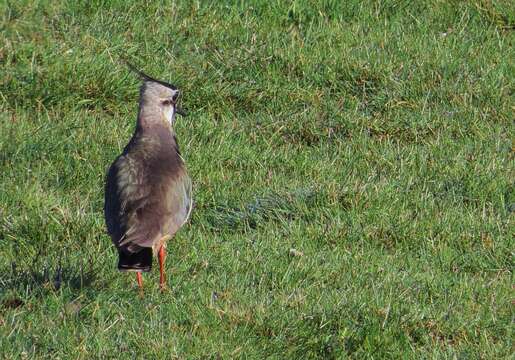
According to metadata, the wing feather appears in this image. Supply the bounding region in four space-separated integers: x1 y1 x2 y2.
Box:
105 152 191 254
167 174 192 235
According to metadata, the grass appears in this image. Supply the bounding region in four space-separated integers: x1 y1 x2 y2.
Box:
0 0 513 358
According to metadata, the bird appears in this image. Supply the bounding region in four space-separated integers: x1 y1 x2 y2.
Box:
104 64 192 292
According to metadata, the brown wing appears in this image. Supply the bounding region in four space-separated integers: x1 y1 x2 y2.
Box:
104 153 191 254
104 154 156 253
162 172 192 237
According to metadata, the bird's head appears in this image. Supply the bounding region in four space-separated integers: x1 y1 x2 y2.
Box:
140 81 182 126
126 62 186 127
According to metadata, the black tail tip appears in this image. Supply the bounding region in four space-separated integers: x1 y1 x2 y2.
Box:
118 248 152 272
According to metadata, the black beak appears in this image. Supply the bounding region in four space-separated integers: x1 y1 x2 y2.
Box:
176 107 187 116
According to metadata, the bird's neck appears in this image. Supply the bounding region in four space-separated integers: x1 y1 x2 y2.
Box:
130 111 180 159
136 106 175 134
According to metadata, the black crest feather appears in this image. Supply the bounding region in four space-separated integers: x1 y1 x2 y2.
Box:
123 60 187 116
124 60 178 90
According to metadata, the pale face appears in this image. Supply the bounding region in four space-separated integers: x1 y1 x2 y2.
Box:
159 89 180 125
140 81 182 126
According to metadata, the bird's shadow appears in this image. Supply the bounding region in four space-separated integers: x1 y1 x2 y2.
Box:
0 261 98 309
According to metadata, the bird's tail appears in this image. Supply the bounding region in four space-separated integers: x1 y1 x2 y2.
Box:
118 248 152 272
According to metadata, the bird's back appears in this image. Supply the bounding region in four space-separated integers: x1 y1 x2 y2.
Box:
104 127 192 270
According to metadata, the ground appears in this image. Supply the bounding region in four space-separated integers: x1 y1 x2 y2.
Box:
0 1 513 358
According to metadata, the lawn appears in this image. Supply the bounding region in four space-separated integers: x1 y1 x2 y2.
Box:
0 0 513 358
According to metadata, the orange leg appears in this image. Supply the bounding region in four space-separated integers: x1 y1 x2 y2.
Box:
136 272 143 292
159 246 166 291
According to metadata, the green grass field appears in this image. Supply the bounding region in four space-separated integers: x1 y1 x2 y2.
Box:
1 1 513 358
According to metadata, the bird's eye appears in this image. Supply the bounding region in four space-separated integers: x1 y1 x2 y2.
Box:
162 100 171 106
